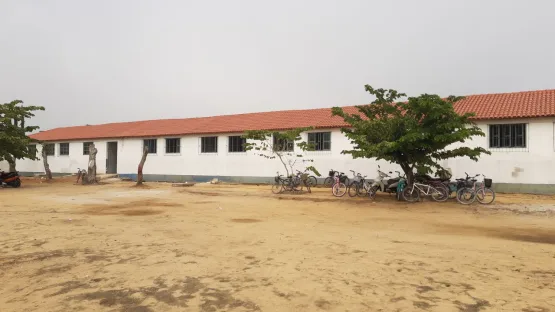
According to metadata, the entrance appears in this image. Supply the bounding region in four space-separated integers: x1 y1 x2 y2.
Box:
106 142 118 174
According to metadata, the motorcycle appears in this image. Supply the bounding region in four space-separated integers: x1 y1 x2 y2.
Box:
0 171 21 188
369 166 403 199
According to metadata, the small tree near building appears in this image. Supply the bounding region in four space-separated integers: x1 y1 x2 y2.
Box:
86 143 98 184
0 100 45 171
242 128 321 178
332 85 490 184
136 146 149 185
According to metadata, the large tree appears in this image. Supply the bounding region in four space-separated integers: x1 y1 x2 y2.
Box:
0 100 45 171
332 85 490 184
242 128 320 178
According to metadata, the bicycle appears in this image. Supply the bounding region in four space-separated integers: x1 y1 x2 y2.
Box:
456 174 495 205
295 169 314 193
272 171 312 194
75 168 87 185
324 169 349 187
446 173 477 199
331 174 347 197
348 171 369 197
402 180 449 202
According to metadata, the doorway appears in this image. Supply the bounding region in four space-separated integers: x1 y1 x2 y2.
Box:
106 142 118 174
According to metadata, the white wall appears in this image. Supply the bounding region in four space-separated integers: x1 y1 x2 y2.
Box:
14 141 109 175
11 118 555 184
444 118 555 184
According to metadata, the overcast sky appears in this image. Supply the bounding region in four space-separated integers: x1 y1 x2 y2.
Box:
1 0 554 130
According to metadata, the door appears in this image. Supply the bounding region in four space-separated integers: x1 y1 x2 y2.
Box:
106 142 118 174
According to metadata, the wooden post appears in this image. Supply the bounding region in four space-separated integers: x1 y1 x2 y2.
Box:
136 146 148 185
87 143 97 184
41 147 52 180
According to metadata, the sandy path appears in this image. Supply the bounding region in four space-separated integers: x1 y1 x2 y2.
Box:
0 180 554 311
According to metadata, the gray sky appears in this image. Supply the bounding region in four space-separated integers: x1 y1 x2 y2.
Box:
1 0 554 130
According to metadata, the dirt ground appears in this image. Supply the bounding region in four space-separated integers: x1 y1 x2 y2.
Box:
0 178 554 312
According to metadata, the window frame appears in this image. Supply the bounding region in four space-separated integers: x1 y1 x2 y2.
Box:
83 142 93 155
143 139 158 154
272 135 294 152
44 144 55 156
165 138 181 154
201 136 218 154
307 132 332 151
488 123 527 149
28 144 37 156
228 136 247 153
59 143 70 156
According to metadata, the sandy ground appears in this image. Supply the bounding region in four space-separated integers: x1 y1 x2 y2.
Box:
0 178 554 312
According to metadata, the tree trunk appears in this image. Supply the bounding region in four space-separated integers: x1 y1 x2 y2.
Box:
400 163 413 185
6 155 16 172
136 146 148 185
87 143 97 184
41 148 52 180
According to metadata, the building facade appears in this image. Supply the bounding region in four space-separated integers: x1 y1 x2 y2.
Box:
2 89 555 193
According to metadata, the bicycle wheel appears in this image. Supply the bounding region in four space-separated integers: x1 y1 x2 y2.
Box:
402 185 420 202
368 185 379 199
271 182 283 194
348 182 360 197
456 188 476 205
476 188 495 204
332 183 347 197
323 177 334 187
308 176 317 186
358 183 369 197
431 186 449 202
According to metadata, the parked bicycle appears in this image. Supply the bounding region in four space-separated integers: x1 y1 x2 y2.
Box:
75 168 87 185
348 171 370 197
456 174 495 205
402 179 449 202
331 174 347 197
444 173 476 199
271 170 313 194
324 169 349 187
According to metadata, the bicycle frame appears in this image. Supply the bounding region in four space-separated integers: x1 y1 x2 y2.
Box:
408 182 441 196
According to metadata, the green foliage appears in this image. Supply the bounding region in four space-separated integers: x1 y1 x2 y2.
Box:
0 100 45 164
332 85 490 183
242 127 321 177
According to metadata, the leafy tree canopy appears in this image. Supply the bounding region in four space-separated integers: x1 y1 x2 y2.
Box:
332 85 490 183
0 100 45 164
242 127 321 178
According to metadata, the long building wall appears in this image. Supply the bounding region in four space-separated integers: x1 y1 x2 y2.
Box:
4 118 555 193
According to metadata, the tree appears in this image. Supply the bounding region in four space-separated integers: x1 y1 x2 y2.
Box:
41 145 53 180
242 128 321 178
0 100 45 171
136 146 148 185
332 85 490 184
86 143 98 184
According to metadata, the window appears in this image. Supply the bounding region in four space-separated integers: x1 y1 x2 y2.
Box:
308 132 331 151
59 143 70 155
44 144 55 156
228 136 246 153
273 135 294 152
165 138 181 154
83 142 93 155
28 144 37 156
201 136 218 153
489 124 526 148
144 139 157 154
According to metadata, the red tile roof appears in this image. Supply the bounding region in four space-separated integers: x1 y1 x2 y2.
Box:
31 89 555 141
